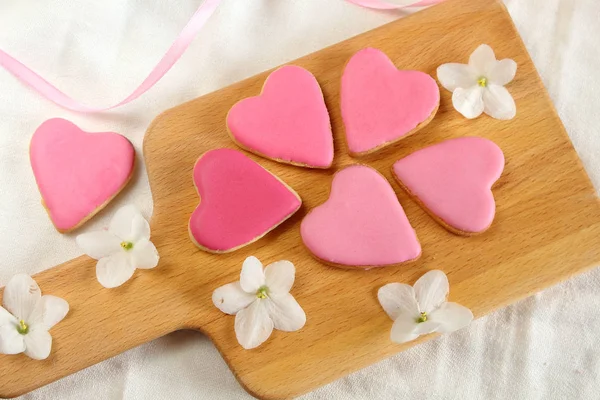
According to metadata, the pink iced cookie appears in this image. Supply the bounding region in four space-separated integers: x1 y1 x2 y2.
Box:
30 118 135 233
301 165 421 269
341 48 440 156
227 65 334 168
392 137 505 235
189 148 302 253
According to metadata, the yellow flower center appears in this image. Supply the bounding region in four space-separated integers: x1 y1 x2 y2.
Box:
256 286 269 299
416 312 428 324
477 77 488 87
16 320 29 335
120 241 134 251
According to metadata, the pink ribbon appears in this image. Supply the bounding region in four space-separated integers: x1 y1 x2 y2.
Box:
0 0 443 113
0 0 221 113
345 0 443 10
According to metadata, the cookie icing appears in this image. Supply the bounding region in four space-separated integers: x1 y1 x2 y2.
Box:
341 48 440 155
300 165 421 268
30 118 135 232
189 148 302 252
392 137 505 235
227 65 334 168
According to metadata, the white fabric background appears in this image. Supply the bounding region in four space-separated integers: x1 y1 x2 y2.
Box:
0 0 599 399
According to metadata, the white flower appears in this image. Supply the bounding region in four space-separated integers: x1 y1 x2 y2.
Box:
378 270 473 344
212 256 306 349
76 205 159 288
0 274 69 360
437 44 517 120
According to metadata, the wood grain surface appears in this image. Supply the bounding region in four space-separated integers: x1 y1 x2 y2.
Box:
2 0 600 398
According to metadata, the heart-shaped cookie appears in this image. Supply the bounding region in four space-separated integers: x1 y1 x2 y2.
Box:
300 165 421 269
227 65 334 168
30 118 135 233
341 48 440 156
392 137 505 235
189 148 302 253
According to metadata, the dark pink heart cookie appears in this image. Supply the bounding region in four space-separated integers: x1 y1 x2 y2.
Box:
189 148 302 253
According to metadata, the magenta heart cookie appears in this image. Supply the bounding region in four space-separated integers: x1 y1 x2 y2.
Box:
30 118 135 232
226 65 334 168
341 48 440 156
189 148 302 253
392 137 505 235
300 165 421 269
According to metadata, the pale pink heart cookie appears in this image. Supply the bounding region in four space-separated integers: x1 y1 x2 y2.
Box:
30 118 135 233
189 148 302 253
227 65 334 168
341 48 440 156
300 165 421 269
392 137 505 235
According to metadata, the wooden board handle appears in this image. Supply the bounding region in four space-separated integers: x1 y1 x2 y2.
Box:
0 241 216 398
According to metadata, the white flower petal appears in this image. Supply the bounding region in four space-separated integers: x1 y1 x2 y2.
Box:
240 256 265 293
130 214 151 242
264 261 295 295
414 270 449 314
469 44 496 75
3 274 41 321
0 306 17 326
109 205 146 241
483 84 516 120
131 238 159 269
378 283 419 321
0 324 25 355
429 302 474 333
27 296 69 330
390 313 419 344
234 299 273 349
487 59 517 86
413 320 440 335
266 293 306 332
452 85 484 119
23 326 52 360
96 252 136 288
212 282 256 315
437 63 477 92
76 230 122 260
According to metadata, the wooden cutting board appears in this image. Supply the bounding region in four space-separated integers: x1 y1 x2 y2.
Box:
2 0 600 398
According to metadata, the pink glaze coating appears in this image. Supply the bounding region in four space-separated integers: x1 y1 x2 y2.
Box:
189 148 301 252
30 118 135 231
392 137 505 234
227 65 334 168
300 165 421 268
341 48 440 154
